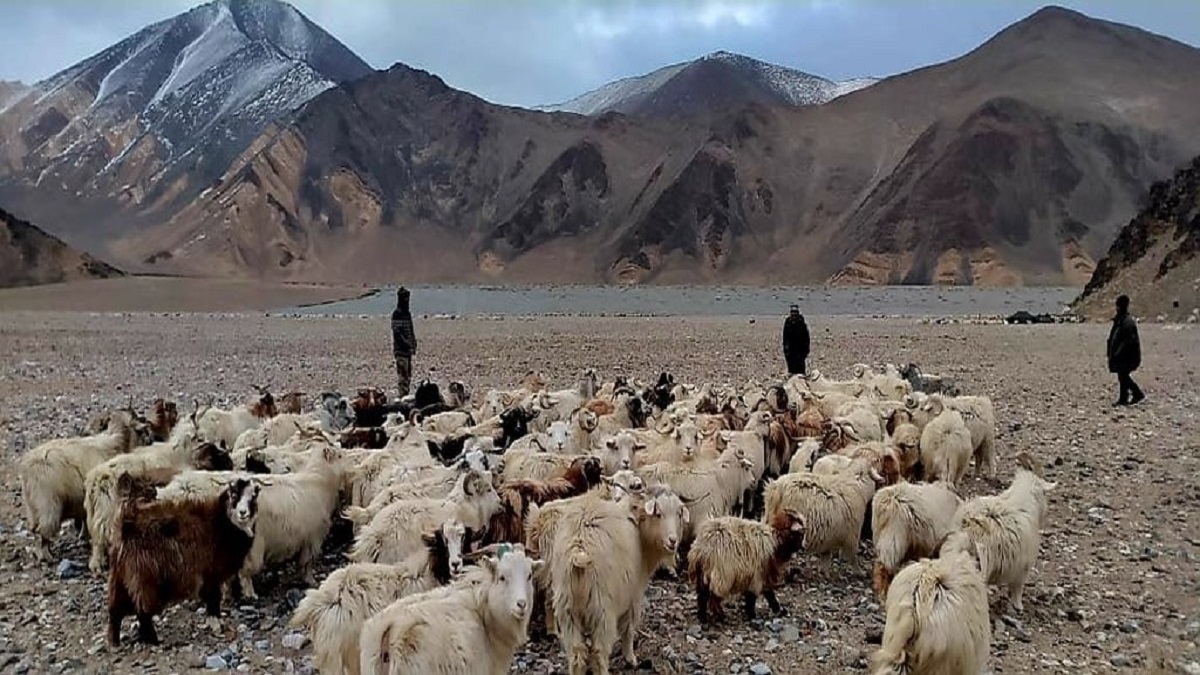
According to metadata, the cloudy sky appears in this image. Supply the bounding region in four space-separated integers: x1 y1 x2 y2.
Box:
2 0 1198 107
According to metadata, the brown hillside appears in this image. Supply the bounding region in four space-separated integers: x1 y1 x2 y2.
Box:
1074 156 1200 322
0 207 122 288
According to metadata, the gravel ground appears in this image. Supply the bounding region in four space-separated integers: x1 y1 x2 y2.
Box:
0 312 1197 674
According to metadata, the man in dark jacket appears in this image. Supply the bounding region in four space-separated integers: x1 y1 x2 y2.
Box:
391 287 417 397
1107 295 1144 406
782 305 810 375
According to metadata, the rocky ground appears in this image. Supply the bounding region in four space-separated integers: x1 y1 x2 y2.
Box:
0 312 1197 674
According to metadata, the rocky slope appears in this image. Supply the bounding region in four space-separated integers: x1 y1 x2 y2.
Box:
0 0 370 251
107 6 1200 286
536 51 876 117
1074 156 1200 321
0 207 122 288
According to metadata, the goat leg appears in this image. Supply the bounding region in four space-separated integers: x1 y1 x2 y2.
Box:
764 589 786 616
200 581 223 618
135 612 159 645
107 583 132 645
696 582 711 626
741 592 758 621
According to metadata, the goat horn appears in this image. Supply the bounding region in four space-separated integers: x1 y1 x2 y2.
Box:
464 544 507 561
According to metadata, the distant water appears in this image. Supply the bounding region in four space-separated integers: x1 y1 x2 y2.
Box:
277 285 1079 318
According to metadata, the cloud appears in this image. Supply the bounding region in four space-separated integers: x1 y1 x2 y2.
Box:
574 1 772 40
0 0 1197 108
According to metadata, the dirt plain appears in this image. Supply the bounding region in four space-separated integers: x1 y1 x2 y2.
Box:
0 311 1196 674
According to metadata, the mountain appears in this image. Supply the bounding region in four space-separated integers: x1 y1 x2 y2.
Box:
105 6 1200 285
537 51 876 117
1073 156 1200 321
5 5 1200 287
0 207 122 288
0 0 370 250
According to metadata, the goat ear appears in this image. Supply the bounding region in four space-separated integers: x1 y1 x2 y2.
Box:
633 442 646 451
605 438 616 449
680 506 690 524
642 499 658 516
530 559 545 574
479 556 498 575
421 530 438 547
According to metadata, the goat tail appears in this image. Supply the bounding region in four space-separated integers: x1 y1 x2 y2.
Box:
288 586 330 630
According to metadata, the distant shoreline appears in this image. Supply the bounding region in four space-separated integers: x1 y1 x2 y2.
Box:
0 277 1084 317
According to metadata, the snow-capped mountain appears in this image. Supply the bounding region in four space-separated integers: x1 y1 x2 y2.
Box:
0 0 370 216
538 51 877 117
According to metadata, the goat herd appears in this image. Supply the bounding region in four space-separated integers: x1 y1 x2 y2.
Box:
16 363 1056 675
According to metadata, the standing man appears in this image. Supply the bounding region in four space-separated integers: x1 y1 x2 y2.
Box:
392 287 417 398
1107 294 1144 406
782 304 810 376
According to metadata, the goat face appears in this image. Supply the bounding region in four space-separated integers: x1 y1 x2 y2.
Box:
425 518 469 578
766 386 789 412
225 478 260 537
448 381 471 408
251 386 277 418
625 395 650 428
482 546 540 622
576 408 599 433
602 432 643 473
545 421 570 453
499 407 536 447
639 487 689 554
194 442 234 471
674 423 700 459
576 456 604 487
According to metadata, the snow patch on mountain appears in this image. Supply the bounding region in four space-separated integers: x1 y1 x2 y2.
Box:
829 77 879 99
539 50 876 116
5 0 371 199
537 62 689 115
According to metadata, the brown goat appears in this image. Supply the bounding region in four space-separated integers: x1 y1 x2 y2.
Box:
340 426 389 449
107 475 259 645
765 419 794 478
486 457 603 545
689 510 806 625
277 392 306 415
583 399 616 417
884 408 914 437
248 386 277 419
506 456 603 506
351 387 389 427
520 371 547 393
147 399 179 443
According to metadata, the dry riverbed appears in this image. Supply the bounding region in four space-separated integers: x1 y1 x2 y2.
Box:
0 313 1196 674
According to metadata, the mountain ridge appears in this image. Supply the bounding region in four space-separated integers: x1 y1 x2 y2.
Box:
4 3 1200 287
537 50 877 117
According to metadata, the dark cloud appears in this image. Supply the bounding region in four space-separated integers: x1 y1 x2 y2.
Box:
1 0 1198 107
